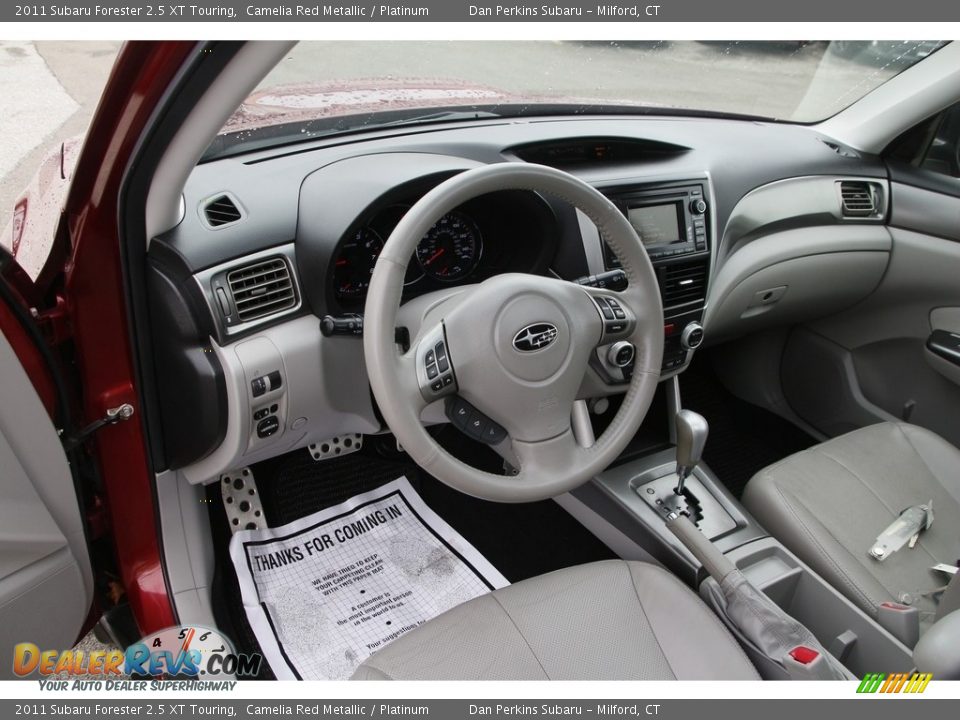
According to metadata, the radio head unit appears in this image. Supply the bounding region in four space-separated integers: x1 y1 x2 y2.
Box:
603 183 709 266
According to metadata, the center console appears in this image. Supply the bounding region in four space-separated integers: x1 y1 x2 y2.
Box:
580 177 712 382
571 375 916 679
611 182 710 375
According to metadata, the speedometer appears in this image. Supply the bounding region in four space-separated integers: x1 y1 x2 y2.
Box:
416 211 482 282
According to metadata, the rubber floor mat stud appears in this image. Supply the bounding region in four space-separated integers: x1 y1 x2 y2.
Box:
220 468 265 534
309 433 363 461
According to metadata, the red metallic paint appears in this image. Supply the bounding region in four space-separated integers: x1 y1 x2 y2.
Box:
62 41 198 636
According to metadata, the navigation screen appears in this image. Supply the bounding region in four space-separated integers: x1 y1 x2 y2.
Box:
628 204 681 246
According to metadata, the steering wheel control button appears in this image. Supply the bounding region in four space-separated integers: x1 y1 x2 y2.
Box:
450 400 471 428
591 294 633 339
482 422 507 444
596 298 615 320
446 396 506 445
436 342 450 372
256 416 280 438
467 415 485 436
417 325 458 400
606 298 627 320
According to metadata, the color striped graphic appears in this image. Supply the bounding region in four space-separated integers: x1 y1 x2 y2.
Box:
857 672 933 693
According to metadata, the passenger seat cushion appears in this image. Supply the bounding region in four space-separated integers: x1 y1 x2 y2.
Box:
743 422 960 629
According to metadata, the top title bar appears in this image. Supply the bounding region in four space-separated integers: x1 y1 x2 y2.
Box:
6 0 960 22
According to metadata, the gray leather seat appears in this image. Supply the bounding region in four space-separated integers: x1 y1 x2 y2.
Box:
744 422 960 638
351 559 758 680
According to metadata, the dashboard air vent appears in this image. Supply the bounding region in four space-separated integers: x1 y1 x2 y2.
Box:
839 182 878 217
659 260 708 310
227 257 296 322
203 194 242 227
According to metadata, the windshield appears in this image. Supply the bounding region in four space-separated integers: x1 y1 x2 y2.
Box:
210 40 948 159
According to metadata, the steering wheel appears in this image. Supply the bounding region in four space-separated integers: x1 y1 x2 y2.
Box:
363 163 663 502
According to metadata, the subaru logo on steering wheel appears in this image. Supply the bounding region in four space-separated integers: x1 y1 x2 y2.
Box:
512 323 559 353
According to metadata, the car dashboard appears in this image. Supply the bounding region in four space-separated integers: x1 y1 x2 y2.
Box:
146 115 891 484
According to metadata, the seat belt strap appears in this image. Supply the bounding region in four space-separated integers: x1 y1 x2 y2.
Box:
869 501 933 562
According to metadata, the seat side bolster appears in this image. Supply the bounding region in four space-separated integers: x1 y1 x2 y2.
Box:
897 422 960 505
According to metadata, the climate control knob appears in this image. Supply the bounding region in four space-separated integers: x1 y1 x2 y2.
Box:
607 341 636 368
681 323 705 351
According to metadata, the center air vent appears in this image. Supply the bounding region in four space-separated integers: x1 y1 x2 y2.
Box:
839 181 879 217
659 260 708 311
226 257 296 322
203 194 242 227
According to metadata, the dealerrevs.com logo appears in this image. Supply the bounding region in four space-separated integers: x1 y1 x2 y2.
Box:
13 625 261 686
857 672 933 694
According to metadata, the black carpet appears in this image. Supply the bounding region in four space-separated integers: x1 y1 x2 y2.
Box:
208 430 615 669
679 358 817 498
247 432 615 583
252 444 421 527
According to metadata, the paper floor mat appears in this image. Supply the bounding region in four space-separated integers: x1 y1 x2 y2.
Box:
229 476 508 680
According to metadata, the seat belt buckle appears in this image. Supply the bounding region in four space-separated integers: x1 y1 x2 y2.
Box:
783 645 834 680
876 601 920 648
869 501 933 561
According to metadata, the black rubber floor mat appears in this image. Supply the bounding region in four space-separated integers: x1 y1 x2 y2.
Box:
209 434 617 672
680 357 817 498
416 474 616 583
245 434 616 584
252 447 420 526
206 481 275 680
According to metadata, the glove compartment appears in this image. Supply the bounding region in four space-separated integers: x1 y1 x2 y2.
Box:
703 225 890 345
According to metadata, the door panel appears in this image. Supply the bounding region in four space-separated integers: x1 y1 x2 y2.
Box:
0 329 91 679
784 182 960 447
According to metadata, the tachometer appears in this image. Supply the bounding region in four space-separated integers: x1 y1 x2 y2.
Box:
333 226 384 298
416 211 482 282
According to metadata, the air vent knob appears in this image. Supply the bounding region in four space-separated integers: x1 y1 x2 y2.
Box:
689 198 708 215
681 322 704 351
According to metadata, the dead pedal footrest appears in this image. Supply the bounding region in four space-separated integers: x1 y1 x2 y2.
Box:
309 433 363 461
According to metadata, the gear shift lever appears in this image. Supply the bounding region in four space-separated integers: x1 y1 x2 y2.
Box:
675 409 709 496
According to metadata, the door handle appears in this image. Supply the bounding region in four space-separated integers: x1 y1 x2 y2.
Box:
926 329 960 367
